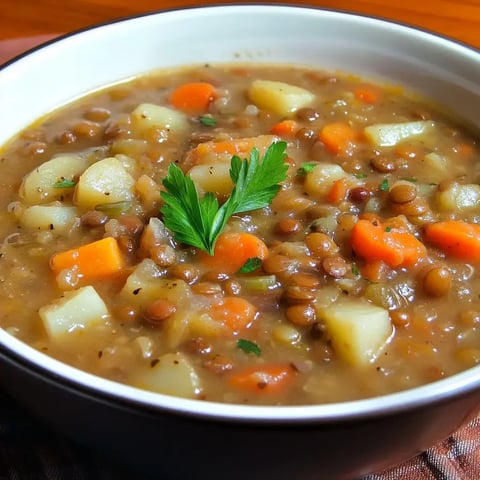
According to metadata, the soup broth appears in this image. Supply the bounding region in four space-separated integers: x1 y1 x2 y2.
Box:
0 64 479 405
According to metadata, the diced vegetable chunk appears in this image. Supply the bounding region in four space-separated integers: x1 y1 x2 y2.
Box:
134 352 202 398
188 163 233 195
364 120 434 147
131 103 188 132
20 204 77 234
74 157 135 209
39 285 109 338
119 259 191 307
435 183 480 211
304 163 347 199
248 80 315 117
20 154 88 205
50 237 124 280
321 298 392 365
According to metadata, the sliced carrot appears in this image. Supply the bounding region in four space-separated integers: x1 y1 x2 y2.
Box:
50 236 124 280
327 177 349 204
227 363 296 394
170 82 217 113
351 218 426 268
210 296 258 334
270 119 299 137
354 83 381 104
319 122 358 155
199 231 269 274
424 221 480 262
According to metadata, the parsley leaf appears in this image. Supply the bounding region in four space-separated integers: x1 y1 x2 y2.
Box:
237 339 261 356
238 257 262 273
199 115 217 127
379 178 390 192
53 179 76 188
297 162 317 176
161 141 288 255
351 263 360 276
354 173 368 179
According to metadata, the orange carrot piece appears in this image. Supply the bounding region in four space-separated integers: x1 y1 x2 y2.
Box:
170 82 217 113
210 296 258 334
354 84 381 104
227 363 296 394
50 237 124 280
319 122 358 155
351 219 426 268
199 231 269 274
424 221 480 261
270 119 299 137
327 177 349 204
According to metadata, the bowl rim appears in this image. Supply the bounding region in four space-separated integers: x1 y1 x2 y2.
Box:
1 3 480 423
1 2 479 72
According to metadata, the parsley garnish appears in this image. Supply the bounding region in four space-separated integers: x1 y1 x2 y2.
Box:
53 179 76 188
385 226 392 232
354 173 368 179
160 141 288 255
238 257 262 273
297 162 317 176
237 339 261 356
379 178 390 192
199 115 217 127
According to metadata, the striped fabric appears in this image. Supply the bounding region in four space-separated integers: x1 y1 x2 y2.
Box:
0 390 478 479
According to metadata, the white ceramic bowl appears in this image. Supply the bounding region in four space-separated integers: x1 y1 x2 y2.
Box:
1 5 480 479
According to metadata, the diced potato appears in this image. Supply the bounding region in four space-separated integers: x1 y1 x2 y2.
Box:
131 103 188 132
188 312 225 338
435 183 480 211
20 154 88 205
304 163 347 199
74 157 135 209
248 79 315 116
188 163 234 195
19 204 78 235
364 120 434 147
39 285 109 338
134 352 202 398
321 298 392 366
119 258 191 308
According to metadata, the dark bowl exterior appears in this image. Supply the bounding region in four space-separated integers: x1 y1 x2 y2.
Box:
1 347 479 480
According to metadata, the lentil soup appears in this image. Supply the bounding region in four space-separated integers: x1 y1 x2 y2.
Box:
1 64 479 406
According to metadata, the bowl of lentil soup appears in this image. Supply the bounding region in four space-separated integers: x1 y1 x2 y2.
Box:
1 4 480 479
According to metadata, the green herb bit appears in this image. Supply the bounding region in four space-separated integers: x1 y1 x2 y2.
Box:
95 201 133 215
160 141 288 255
53 179 76 188
199 115 217 127
238 275 278 292
351 263 360 277
401 177 418 183
354 173 368 179
385 226 392 232
237 338 261 356
238 257 262 273
379 178 390 192
297 162 318 176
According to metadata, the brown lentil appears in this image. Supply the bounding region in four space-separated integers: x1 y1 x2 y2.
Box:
144 299 177 325
286 303 317 326
423 266 452 297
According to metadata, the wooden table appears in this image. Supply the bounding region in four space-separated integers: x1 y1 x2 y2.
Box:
0 0 479 56
0 1 480 479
